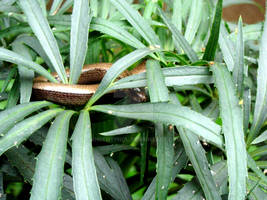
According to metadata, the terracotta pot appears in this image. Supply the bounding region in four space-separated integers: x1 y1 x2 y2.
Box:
223 0 265 24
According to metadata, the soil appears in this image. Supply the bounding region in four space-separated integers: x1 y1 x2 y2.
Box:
223 0 265 24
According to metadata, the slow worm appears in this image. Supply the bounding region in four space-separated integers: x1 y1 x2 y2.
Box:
32 63 146 105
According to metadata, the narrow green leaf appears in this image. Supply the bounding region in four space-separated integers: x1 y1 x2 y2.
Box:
173 179 203 200
90 17 146 49
91 103 223 148
72 111 102 200
6 78 20 108
110 0 161 46
12 42 34 104
249 145 267 158
90 0 98 17
95 145 136 155
189 94 202 113
219 23 235 71
143 1 157 19
5 145 75 199
0 101 52 135
94 150 132 200
0 92 7 101
180 130 221 200
0 0 19 12
86 48 157 107
19 0 67 83
203 0 223 61
146 60 169 103
174 85 212 97
15 35 54 71
212 63 247 200
49 0 64 15
255 160 267 169
230 23 263 42
99 125 143 136
173 161 227 199
69 0 91 84
0 108 63 156
243 88 251 135
99 0 110 19
247 179 267 200
191 2 211 52
146 59 172 199
171 93 221 200
0 48 57 83
57 0 73 15
0 0 16 7
158 8 199 63
247 9 267 144
202 100 220 121
0 173 5 200
155 124 174 199
181 0 192 20
30 111 74 200
248 173 267 188
233 17 245 95
172 0 182 31
0 67 16 93
184 0 203 44
140 130 148 184
111 66 213 90
37 0 47 16
247 154 267 185
0 24 31 40
142 145 188 200
251 130 267 144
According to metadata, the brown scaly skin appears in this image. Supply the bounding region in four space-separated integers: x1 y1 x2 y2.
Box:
32 62 146 105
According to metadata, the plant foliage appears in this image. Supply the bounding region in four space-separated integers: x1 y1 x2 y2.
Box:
0 0 266 199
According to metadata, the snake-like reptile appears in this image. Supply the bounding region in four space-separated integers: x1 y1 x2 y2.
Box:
32 63 146 105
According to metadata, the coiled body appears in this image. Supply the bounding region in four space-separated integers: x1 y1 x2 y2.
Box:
32 63 146 105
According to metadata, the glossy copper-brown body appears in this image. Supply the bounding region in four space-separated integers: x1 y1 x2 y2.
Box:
32 63 146 105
